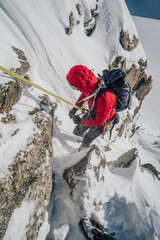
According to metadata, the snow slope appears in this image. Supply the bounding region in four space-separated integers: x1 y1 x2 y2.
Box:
131 16 160 172
0 0 160 239
133 16 160 134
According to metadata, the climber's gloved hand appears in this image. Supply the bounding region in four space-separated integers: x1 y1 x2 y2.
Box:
73 115 81 124
69 108 77 119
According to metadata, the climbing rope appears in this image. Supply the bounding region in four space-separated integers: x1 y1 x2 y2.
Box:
101 137 125 153
0 65 125 153
0 65 84 111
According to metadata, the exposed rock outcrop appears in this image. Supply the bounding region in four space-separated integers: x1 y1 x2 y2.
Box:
109 56 153 138
142 163 160 180
12 46 31 89
84 3 99 36
12 46 28 61
1 113 16 124
117 113 132 138
119 29 139 51
0 47 31 114
107 148 138 168
135 75 153 102
76 3 82 16
0 80 22 113
0 106 54 239
110 56 152 99
65 3 99 36
84 18 96 36
63 145 106 206
65 11 75 35
91 4 99 17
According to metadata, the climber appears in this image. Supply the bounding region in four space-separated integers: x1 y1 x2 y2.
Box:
66 65 116 151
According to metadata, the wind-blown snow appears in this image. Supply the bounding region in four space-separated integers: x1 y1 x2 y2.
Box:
0 0 160 239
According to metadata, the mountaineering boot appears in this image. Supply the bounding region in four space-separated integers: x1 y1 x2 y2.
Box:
78 143 89 152
78 125 103 151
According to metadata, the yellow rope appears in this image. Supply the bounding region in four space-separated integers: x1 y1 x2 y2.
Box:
0 65 83 111
0 65 125 153
101 137 125 153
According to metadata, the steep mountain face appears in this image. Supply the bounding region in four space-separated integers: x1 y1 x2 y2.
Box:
0 47 55 239
0 0 159 240
0 109 53 239
61 0 152 138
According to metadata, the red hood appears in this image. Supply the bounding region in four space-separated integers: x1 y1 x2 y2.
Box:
66 65 98 94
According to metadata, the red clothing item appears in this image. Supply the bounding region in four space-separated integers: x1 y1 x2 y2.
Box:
66 65 116 127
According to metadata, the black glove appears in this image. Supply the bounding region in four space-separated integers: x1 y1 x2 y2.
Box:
69 108 77 119
73 115 81 124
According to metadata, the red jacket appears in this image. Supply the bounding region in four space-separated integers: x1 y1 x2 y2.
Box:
66 65 116 127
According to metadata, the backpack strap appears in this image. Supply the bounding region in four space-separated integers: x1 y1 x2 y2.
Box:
78 79 103 104
78 79 103 117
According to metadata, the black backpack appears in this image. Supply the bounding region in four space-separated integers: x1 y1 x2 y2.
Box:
96 68 131 112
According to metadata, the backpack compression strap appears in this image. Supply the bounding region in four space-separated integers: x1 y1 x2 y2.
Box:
78 79 103 104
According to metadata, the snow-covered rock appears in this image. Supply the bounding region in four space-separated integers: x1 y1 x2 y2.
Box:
0 79 22 113
0 47 55 239
0 106 54 239
107 148 138 168
63 145 106 207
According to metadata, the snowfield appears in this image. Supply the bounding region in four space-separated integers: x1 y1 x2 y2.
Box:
0 0 160 239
